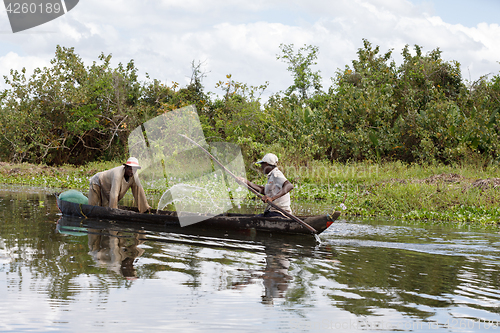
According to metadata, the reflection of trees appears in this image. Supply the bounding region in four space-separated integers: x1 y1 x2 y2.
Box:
0 190 142 301
133 241 204 283
3 188 282 304
139 239 295 299
3 189 500 318
283 245 477 320
0 190 105 302
329 247 465 318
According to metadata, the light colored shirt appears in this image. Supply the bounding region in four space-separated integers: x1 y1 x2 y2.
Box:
89 166 150 213
264 167 292 214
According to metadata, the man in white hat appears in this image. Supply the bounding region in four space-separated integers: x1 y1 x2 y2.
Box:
88 157 151 213
237 153 294 218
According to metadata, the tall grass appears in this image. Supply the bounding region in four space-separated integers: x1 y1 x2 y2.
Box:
275 158 500 225
1 159 499 226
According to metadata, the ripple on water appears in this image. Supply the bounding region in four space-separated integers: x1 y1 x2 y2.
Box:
1 187 500 332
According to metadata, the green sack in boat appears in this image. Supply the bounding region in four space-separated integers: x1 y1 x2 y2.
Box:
59 190 89 205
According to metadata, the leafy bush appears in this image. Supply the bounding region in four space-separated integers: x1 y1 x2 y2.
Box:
0 46 143 164
1 40 500 167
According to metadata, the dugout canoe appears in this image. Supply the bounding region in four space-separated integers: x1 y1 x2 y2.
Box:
56 196 341 235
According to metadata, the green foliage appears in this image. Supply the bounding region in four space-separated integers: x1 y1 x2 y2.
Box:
323 39 500 163
3 160 500 226
277 43 322 100
202 74 270 164
1 40 500 169
0 46 143 164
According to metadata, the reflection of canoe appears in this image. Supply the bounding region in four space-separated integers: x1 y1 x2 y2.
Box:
56 197 341 235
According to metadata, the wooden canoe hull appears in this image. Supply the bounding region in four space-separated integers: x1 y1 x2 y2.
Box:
56 197 341 235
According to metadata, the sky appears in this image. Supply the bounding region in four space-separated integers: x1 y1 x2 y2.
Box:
0 0 499 99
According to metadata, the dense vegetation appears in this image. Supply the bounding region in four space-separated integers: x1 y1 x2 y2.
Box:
1 40 500 167
2 40 500 226
3 160 500 226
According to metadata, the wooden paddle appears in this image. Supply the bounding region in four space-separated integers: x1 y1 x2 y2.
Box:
180 134 318 234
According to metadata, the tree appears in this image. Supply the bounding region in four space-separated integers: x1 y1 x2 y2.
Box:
277 43 322 100
0 46 141 164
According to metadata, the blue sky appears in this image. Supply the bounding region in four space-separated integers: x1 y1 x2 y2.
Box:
410 0 500 26
0 0 499 97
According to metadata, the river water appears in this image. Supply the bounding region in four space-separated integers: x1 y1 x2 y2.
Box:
1 185 500 332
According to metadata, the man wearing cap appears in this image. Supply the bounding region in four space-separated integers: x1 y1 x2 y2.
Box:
88 157 151 213
237 153 294 218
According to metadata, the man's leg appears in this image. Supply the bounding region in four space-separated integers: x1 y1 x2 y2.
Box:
88 184 102 206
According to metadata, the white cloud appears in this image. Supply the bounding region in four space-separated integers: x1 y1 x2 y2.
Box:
454 23 500 78
0 52 49 78
0 0 498 95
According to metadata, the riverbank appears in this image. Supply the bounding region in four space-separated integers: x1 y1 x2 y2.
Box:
1 160 499 226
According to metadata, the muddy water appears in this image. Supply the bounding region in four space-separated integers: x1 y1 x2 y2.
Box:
1 185 500 332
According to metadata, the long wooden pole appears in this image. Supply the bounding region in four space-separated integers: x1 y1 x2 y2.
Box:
180 134 318 234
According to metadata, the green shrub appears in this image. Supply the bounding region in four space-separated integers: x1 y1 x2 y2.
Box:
1 40 500 167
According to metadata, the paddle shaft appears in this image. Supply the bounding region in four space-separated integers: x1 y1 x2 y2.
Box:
180 134 318 234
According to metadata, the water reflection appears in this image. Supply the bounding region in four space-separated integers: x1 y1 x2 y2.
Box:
261 247 292 305
49 215 500 321
87 229 145 278
56 217 149 279
57 215 295 301
321 222 500 323
2 185 500 332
